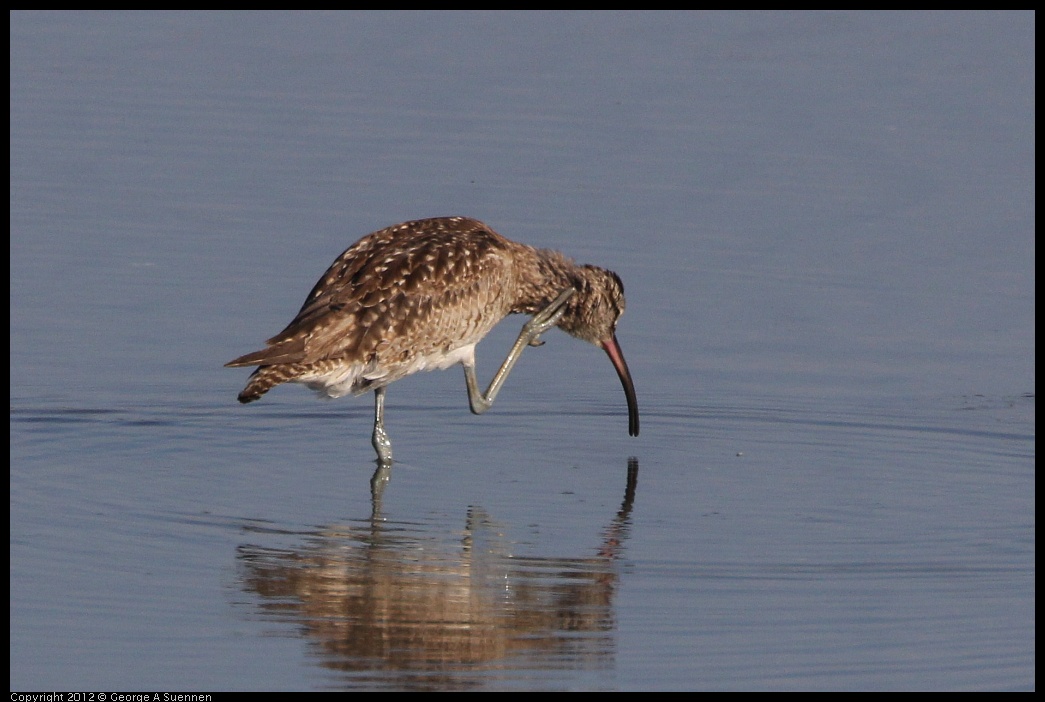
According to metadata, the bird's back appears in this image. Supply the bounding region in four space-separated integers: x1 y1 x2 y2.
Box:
226 217 523 400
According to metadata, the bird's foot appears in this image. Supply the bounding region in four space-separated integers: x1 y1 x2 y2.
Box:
522 287 575 344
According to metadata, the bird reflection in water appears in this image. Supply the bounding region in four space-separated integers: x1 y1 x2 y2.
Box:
235 458 639 690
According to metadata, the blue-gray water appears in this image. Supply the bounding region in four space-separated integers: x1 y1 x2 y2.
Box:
10 11 1033 691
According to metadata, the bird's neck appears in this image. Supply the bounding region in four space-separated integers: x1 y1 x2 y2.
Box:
509 245 583 315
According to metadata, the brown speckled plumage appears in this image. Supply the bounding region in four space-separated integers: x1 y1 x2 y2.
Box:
226 216 638 455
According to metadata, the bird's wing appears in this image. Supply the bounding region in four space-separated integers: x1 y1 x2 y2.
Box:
227 218 515 368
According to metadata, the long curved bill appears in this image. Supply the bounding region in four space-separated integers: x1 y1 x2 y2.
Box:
601 335 640 437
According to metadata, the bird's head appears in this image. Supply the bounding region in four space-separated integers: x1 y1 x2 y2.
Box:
557 266 639 437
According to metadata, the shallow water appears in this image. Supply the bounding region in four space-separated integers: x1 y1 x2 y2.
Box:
10 11 1034 691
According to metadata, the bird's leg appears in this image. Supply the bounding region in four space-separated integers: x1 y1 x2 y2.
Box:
372 386 393 464
463 286 575 415
370 461 391 507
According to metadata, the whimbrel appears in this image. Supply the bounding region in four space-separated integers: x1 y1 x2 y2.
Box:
226 216 639 463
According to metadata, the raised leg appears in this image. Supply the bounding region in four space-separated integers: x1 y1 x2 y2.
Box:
372 386 393 464
463 286 575 415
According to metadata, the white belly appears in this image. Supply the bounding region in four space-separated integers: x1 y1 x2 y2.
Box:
296 343 478 399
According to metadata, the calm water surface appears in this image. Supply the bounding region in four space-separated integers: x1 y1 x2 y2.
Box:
10 11 1033 690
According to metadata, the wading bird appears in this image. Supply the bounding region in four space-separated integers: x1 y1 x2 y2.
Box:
226 216 639 463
